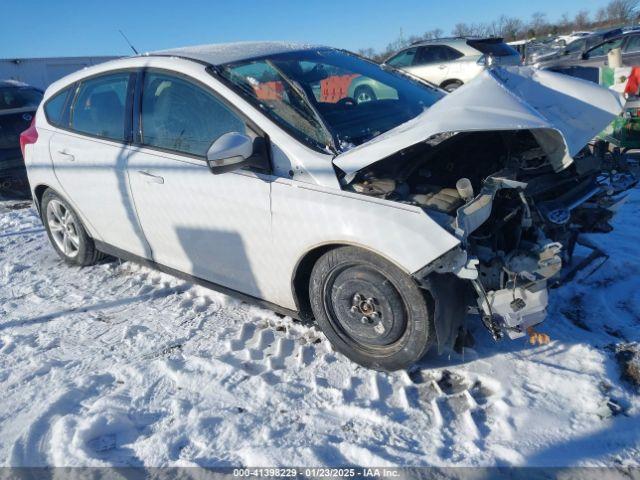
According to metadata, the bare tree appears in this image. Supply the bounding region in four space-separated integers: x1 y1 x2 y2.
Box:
499 16 524 40
606 0 639 22
574 10 590 29
422 28 443 40
452 22 473 37
357 0 640 61
529 11 548 36
356 48 376 59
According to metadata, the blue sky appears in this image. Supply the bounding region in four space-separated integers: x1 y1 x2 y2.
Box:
2 0 609 58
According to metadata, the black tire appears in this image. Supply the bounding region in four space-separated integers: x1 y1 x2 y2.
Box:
354 85 377 104
309 246 433 371
41 189 101 266
442 80 463 93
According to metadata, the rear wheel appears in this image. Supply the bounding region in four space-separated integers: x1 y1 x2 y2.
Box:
309 246 433 371
41 189 101 266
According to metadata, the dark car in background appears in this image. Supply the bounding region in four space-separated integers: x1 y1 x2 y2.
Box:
531 28 623 68
535 30 640 84
0 80 43 193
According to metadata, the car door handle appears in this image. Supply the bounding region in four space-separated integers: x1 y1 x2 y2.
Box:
438 64 447 69
57 150 75 161
137 170 164 184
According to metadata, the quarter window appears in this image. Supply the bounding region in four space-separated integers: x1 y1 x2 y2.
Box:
140 72 246 157
624 35 640 53
71 73 129 141
44 88 70 126
414 46 462 65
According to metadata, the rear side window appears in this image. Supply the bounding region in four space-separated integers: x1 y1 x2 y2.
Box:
386 48 417 67
44 88 71 126
624 35 640 53
467 40 519 57
140 71 246 157
414 46 463 65
70 73 130 141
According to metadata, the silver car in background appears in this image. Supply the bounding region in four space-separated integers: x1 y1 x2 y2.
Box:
21 42 631 370
383 37 521 91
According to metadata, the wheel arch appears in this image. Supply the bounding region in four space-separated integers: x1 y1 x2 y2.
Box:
290 241 411 323
440 78 463 89
33 184 53 216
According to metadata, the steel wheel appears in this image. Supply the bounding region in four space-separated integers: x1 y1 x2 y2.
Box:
323 263 407 349
46 198 80 258
309 246 434 371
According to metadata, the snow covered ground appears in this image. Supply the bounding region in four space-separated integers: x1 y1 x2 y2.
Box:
0 188 639 468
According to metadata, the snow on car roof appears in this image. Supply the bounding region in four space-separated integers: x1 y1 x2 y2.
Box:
151 41 327 66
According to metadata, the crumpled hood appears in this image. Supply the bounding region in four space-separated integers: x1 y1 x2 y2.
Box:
333 66 624 179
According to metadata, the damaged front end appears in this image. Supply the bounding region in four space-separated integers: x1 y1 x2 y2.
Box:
346 130 637 347
334 67 636 349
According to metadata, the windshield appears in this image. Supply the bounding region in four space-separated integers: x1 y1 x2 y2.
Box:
0 86 43 111
218 49 444 152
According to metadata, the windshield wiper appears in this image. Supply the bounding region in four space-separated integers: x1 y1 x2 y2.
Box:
265 59 340 155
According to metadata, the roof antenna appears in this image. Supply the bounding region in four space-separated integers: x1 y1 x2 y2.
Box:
118 29 139 55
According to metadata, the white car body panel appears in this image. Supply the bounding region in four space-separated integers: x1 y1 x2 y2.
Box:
406 62 451 85
48 131 150 258
334 66 624 178
127 147 274 302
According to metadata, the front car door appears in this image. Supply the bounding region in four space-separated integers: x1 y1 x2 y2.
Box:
48 71 150 257
127 69 272 300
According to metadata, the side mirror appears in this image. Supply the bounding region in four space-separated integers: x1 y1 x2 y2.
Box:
206 132 264 174
581 51 589 60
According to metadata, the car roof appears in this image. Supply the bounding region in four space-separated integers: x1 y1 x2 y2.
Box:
410 37 475 47
150 41 327 66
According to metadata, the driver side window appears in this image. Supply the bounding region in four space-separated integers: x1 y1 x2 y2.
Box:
140 71 246 157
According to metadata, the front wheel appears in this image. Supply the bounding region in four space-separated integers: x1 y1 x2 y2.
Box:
353 86 377 104
309 247 433 371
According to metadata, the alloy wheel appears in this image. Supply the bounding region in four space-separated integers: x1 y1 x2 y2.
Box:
46 199 80 258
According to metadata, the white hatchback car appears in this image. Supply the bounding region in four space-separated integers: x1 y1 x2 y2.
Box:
21 42 628 370
383 37 521 91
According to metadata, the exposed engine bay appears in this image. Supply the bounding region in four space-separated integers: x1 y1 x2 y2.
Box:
343 129 638 346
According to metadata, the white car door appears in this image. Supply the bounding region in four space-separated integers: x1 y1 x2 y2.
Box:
127 70 273 299
406 46 451 85
49 71 150 258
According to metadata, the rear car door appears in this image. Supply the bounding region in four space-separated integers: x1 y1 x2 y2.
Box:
48 71 150 257
127 69 272 299
406 46 451 84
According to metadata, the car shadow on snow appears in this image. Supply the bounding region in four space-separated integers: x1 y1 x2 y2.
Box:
0 282 191 332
